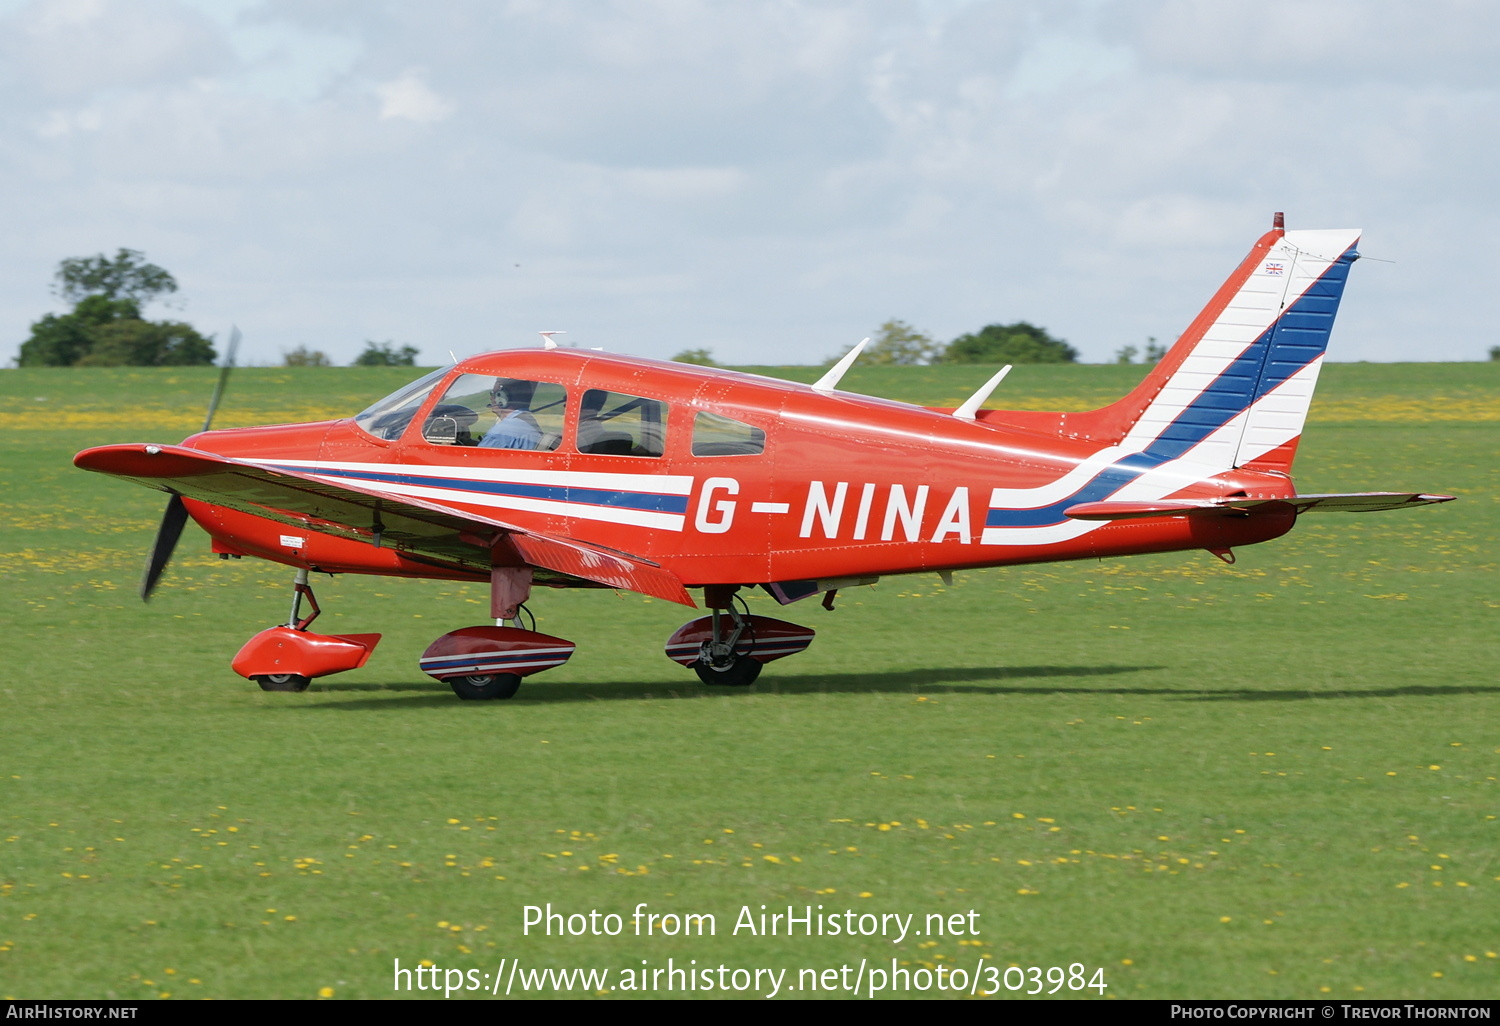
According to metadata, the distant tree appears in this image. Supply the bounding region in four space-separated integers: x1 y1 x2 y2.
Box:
284 346 332 367
1114 345 1139 364
823 319 943 367
16 251 214 367
54 248 177 306
1490 345 1500 361
353 341 420 366
1143 337 1168 364
945 322 1078 364
672 348 719 366
78 319 215 366
864 319 942 366
20 296 139 367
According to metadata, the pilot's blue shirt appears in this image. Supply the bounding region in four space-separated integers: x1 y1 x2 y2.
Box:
479 411 541 450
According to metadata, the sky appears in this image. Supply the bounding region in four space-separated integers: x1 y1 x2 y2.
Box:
2 0 1497 368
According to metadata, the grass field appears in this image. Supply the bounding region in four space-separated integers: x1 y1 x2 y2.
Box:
1 361 1496 1000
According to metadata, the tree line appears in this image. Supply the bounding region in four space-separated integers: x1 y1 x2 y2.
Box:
15 250 421 368
675 319 1081 368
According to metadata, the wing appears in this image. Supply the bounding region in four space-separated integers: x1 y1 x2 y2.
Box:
1063 492 1455 521
74 443 694 606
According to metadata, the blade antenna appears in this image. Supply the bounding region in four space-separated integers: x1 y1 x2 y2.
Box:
539 331 565 349
953 365 1012 421
812 337 869 393
201 326 240 433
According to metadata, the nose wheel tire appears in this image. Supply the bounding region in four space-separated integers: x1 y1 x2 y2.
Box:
447 673 523 700
694 654 761 687
254 673 311 692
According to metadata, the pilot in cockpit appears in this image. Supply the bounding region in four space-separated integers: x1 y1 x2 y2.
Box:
479 378 542 450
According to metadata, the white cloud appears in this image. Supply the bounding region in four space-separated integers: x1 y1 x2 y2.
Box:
374 70 452 122
1 0 229 97
1 1 1498 367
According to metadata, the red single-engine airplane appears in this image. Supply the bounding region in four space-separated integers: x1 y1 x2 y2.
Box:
75 214 1452 699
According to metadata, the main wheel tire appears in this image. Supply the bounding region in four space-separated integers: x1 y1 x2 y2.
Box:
447 672 522 701
694 654 762 687
254 673 311 692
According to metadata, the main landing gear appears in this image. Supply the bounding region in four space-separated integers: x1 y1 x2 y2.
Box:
664 586 815 687
417 567 575 701
230 569 382 692
418 614 576 701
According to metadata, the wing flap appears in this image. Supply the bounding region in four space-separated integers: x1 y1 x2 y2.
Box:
510 533 692 606
75 442 694 605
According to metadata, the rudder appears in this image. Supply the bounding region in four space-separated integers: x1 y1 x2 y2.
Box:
1229 228 1360 471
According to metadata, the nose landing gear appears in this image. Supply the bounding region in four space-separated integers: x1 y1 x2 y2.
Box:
230 569 382 691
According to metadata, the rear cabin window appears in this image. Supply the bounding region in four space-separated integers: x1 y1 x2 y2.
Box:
691 411 765 456
420 373 566 450
578 389 667 457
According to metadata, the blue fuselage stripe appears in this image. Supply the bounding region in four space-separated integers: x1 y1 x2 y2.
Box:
270 465 691 515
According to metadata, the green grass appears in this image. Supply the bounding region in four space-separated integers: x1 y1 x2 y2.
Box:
1 363 1496 1000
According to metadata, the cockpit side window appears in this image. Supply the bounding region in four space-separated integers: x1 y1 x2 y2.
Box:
353 367 448 441
578 389 667 457
419 373 567 450
691 411 765 456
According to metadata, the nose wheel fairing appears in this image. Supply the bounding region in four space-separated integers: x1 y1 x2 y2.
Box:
230 571 384 686
231 626 383 682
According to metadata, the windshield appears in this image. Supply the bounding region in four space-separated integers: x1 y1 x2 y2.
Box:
353 367 449 440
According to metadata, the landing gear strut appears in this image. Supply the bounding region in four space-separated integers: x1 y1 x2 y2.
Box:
230 569 382 690
695 596 761 686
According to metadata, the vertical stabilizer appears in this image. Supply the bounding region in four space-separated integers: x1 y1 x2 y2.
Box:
1078 219 1360 477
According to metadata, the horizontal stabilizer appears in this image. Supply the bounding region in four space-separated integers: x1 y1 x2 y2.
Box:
1271 492 1456 513
74 442 693 606
1065 492 1454 521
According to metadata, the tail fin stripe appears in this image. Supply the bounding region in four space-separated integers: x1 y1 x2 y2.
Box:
1121 234 1357 451
1136 240 1357 466
981 239 1358 532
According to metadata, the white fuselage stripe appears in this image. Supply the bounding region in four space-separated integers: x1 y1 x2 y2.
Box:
295 473 687 531
270 458 695 495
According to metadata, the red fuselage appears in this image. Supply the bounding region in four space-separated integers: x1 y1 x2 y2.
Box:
180 349 1296 589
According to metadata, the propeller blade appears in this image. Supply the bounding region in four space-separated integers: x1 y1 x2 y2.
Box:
201 325 240 433
141 494 190 601
145 328 237 600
